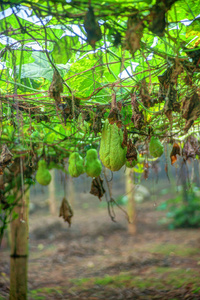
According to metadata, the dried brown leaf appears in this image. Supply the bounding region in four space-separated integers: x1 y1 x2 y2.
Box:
48 71 63 104
108 107 121 125
125 16 143 56
126 139 137 162
139 79 151 108
59 197 73 226
84 6 102 48
131 93 144 130
170 143 180 165
182 93 200 132
90 177 105 200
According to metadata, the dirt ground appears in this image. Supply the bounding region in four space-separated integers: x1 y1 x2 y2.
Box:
1 173 200 300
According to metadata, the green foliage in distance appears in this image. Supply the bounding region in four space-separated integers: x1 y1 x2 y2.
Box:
157 186 200 229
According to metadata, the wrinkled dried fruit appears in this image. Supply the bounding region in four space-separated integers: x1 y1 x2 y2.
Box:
84 6 102 48
90 177 105 200
59 197 73 226
68 152 84 177
36 160 51 186
125 15 144 56
99 119 127 171
149 136 164 158
170 142 181 165
48 70 63 104
85 149 102 178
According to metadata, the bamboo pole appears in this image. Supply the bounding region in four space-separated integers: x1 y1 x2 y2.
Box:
10 188 29 300
68 175 75 208
48 169 57 216
126 168 136 235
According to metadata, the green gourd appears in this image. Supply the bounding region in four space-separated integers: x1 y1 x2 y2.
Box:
36 160 51 186
85 149 102 177
149 136 164 157
99 120 127 171
68 152 84 177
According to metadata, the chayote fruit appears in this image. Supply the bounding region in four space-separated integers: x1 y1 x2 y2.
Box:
68 152 84 177
85 149 102 177
149 136 164 157
36 160 52 186
99 120 127 171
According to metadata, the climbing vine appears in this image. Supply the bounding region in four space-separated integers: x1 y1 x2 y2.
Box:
0 0 200 236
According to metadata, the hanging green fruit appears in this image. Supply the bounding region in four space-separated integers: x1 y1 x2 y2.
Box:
85 149 102 177
149 136 164 158
36 160 52 186
68 152 84 177
99 120 127 171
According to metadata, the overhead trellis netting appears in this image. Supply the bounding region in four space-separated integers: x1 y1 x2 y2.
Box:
0 0 200 231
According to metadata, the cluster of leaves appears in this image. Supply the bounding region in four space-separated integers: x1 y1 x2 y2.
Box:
0 0 200 234
158 185 200 229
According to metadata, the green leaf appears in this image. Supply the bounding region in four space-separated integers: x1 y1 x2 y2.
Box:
52 35 79 64
18 52 53 81
43 132 56 143
54 124 66 136
186 18 200 38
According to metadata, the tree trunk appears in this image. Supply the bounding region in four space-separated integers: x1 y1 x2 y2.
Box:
126 168 136 235
48 169 57 216
10 188 29 300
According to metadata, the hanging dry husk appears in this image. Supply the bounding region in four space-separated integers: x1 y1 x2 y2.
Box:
90 176 105 200
48 70 63 104
59 197 73 226
126 139 137 163
84 6 102 48
182 92 200 133
170 142 181 165
125 15 143 56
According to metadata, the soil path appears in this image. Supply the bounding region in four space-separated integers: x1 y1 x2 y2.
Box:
1 195 200 299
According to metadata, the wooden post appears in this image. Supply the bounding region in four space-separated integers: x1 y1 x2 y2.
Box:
10 188 29 300
48 169 57 216
68 175 75 208
126 168 136 235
